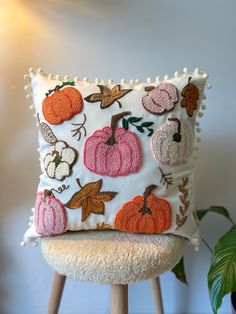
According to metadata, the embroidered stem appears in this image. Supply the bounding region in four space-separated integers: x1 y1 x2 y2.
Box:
188 77 192 84
176 177 189 229
139 184 157 215
44 189 52 200
115 100 122 108
51 184 69 196
71 113 87 141
45 81 75 97
159 167 173 190
76 178 83 189
106 111 131 146
168 118 182 142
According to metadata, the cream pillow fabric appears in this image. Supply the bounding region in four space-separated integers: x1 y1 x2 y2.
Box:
22 67 208 249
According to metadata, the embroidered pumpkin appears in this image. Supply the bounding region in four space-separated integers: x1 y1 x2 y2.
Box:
151 118 193 165
42 82 83 125
84 111 142 177
35 190 67 236
142 82 178 115
114 185 172 233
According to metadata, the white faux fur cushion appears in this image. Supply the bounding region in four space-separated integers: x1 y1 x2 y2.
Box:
41 230 185 284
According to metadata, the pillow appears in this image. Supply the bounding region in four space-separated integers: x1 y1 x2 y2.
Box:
22 67 208 249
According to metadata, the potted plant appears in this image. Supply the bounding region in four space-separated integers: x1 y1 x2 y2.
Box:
172 206 236 314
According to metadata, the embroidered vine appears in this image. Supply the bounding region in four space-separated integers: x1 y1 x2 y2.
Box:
51 184 69 196
176 177 189 228
84 84 132 109
159 167 173 190
122 116 154 136
45 81 75 97
65 179 117 222
70 113 87 141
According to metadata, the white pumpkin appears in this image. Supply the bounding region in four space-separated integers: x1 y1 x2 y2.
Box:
151 118 194 165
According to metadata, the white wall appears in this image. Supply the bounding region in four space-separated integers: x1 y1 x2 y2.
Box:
1 0 236 313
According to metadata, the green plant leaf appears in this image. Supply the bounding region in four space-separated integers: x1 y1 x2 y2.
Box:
171 257 188 285
136 125 144 133
208 226 236 314
122 118 129 130
128 116 143 123
141 121 154 127
196 206 234 225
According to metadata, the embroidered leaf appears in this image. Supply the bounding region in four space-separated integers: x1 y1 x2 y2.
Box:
65 179 117 222
71 113 87 141
181 77 200 117
159 167 173 190
176 177 189 228
122 118 129 130
144 86 155 92
40 122 58 144
136 125 144 133
128 116 143 123
141 121 154 128
208 226 236 314
96 222 112 230
84 84 132 109
171 257 188 285
147 128 154 137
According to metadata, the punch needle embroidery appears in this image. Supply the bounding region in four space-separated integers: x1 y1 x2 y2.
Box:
42 81 83 125
84 84 132 109
35 189 67 236
70 113 87 141
181 77 200 117
122 115 154 136
84 111 142 177
65 179 117 222
176 177 189 228
142 82 178 115
114 185 172 234
159 167 173 190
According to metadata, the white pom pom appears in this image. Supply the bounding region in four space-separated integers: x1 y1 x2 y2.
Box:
194 68 200 74
129 79 134 85
135 79 140 84
198 112 204 118
108 79 113 85
64 75 70 81
201 104 206 110
24 85 29 91
207 83 212 89
101 80 105 84
29 105 34 110
155 75 160 82
183 67 188 73
202 73 208 79
29 216 33 222
24 74 30 80
120 79 126 84
164 75 169 80
28 222 32 227
74 76 79 82
55 74 61 80
146 77 151 84
196 127 201 133
48 74 53 80
32 241 38 247
195 121 200 127
31 208 35 213
95 78 99 84
174 71 179 77
83 77 89 82
29 67 34 73
20 241 26 247
26 94 31 99
36 122 39 127
37 68 43 74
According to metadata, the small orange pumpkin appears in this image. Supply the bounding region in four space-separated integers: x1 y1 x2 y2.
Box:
114 185 172 234
42 82 83 125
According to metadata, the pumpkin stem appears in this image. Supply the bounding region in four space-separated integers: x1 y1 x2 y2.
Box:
188 77 192 85
45 81 75 97
106 111 131 146
44 189 52 200
168 118 182 143
139 184 157 215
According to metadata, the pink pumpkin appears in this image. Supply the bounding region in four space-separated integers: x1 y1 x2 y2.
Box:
142 82 178 115
35 190 67 236
151 118 194 165
84 111 142 177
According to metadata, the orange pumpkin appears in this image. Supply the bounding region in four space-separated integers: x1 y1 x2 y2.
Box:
42 82 83 125
114 185 172 234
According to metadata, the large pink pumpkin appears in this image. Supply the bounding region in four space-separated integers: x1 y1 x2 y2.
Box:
142 82 178 115
35 191 67 236
151 118 194 165
84 112 142 177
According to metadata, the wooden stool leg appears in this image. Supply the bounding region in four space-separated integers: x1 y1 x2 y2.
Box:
151 277 164 314
110 284 128 314
48 272 66 314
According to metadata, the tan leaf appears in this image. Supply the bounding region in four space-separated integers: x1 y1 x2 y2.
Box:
81 198 90 221
96 191 117 201
101 96 115 108
81 198 104 222
65 192 85 209
84 93 103 103
113 87 132 100
98 84 111 96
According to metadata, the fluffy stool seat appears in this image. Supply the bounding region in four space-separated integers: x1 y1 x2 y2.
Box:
41 230 185 285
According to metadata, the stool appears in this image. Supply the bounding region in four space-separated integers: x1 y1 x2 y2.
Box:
41 230 185 314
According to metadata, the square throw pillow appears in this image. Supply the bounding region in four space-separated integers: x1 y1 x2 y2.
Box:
22 67 208 249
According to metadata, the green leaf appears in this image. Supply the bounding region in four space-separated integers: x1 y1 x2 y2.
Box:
196 206 234 225
141 121 154 127
171 257 188 285
122 118 129 130
147 128 154 137
136 125 144 133
128 116 143 123
208 226 236 314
